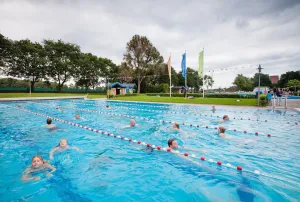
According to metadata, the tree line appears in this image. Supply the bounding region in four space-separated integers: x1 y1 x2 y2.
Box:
0 33 212 93
232 71 300 91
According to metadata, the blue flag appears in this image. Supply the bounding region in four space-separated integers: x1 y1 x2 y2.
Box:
181 52 186 78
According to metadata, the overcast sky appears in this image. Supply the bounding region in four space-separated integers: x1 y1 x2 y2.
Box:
0 0 299 88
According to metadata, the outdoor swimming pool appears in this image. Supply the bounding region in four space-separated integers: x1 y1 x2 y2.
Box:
0 99 299 202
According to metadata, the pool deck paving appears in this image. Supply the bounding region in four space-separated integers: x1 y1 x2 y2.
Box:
0 96 299 111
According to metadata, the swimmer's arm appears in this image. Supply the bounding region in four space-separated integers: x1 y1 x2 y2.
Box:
21 168 37 181
69 146 83 152
182 147 206 154
45 163 56 173
49 147 59 160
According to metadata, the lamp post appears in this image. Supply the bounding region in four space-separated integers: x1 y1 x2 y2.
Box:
257 64 263 106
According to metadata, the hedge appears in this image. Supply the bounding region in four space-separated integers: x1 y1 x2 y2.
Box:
145 93 255 98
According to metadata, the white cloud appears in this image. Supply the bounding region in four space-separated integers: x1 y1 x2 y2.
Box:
0 0 299 88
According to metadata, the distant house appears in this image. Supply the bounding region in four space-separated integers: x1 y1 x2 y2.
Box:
108 82 136 96
270 75 279 84
172 86 186 94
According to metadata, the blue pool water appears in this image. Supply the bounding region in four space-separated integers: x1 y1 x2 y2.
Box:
0 99 299 202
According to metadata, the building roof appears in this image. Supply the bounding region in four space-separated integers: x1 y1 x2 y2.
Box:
171 86 185 90
270 75 279 84
109 82 136 88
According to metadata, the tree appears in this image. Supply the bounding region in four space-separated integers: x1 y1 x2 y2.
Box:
74 53 102 91
204 75 214 90
252 73 272 87
233 74 253 91
178 68 203 91
43 39 81 92
147 64 178 86
5 39 46 91
287 79 300 92
0 33 13 70
278 71 300 87
124 35 163 93
99 57 118 85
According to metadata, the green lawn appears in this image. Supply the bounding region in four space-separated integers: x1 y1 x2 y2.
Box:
112 95 257 106
0 93 106 99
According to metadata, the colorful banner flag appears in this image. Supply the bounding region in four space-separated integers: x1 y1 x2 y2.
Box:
167 55 171 79
181 52 186 78
198 50 204 78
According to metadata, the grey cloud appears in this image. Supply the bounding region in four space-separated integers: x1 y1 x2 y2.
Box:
0 0 299 88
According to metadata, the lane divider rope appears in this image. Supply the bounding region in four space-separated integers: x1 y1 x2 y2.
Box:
30 102 275 137
1 104 298 185
59 101 299 125
4 104 251 174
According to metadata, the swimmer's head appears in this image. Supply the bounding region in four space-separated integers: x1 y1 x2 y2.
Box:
212 106 216 110
31 155 44 168
173 122 180 129
130 119 136 127
106 104 109 108
223 115 229 121
168 138 178 149
58 139 68 148
56 106 59 109
218 126 226 133
46 118 52 125
17 104 22 108
75 114 80 119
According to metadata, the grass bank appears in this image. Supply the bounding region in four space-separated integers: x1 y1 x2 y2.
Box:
0 93 106 99
112 94 257 106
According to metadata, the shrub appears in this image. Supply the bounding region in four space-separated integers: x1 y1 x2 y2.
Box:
259 94 268 107
145 83 169 93
145 93 255 98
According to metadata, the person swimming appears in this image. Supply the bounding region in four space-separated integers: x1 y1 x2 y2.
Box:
74 114 86 120
21 155 56 181
173 122 180 130
18 104 22 108
218 126 227 138
223 115 229 121
49 139 82 160
106 104 110 108
129 119 136 127
212 106 216 111
46 118 57 130
167 138 206 153
218 115 230 123
55 106 64 112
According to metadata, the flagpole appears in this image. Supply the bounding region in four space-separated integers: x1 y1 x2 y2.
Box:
185 50 187 99
169 53 171 97
202 48 205 98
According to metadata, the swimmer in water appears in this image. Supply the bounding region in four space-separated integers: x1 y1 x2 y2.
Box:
106 104 110 108
218 126 227 138
212 106 216 112
46 118 57 130
55 106 64 112
218 115 229 123
49 139 82 160
75 114 86 120
129 119 136 127
167 138 206 153
18 104 22 108
21 155 56 181
173 122 180 130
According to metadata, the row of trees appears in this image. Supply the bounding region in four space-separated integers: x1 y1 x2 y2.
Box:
233 71 300 91
0 33 117 92
0 33 212 93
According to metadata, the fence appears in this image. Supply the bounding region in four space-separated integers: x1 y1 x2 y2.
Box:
0 87 106 94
